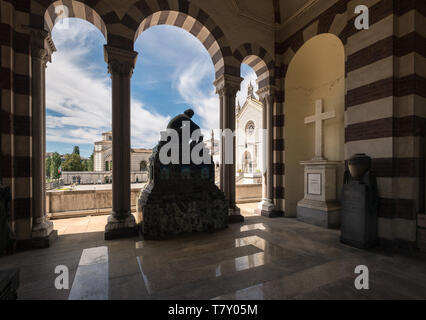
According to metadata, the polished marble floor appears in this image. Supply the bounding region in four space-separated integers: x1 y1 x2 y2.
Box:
1 203 426 300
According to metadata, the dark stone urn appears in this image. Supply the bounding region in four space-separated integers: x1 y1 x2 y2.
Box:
348 153 372 181
340 153 379 249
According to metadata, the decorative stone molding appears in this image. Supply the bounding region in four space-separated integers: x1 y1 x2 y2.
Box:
214 74 244 97
256 85 277 102
104 45 138 77
27 28 55 65
31 216 53 239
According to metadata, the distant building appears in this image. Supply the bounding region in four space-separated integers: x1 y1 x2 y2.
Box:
235 83 263 184
61 130 152 185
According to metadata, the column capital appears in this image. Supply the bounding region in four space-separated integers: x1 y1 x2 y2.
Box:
26 27 56 65
256 85 277 102
104 45 138 77
214 74 243 96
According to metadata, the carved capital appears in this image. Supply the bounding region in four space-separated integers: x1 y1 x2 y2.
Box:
104 45 138 77
31 47 49 64
256 85 277 104
28 28 55 65
214 74 243 97
107 60 136 76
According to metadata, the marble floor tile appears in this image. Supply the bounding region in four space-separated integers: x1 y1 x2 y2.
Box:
1 209 425 300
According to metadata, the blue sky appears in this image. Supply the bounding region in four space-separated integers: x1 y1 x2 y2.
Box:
46 18 258 158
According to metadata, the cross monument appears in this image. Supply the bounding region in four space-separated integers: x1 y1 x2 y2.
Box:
304 99 335 160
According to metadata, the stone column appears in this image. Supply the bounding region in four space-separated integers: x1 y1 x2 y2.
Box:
256 86 277 217
218 90 224 192
30 30 56 246
104 45 139 240
214 75 244 223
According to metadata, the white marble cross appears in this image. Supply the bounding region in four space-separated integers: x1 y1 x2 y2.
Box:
304 99 335 160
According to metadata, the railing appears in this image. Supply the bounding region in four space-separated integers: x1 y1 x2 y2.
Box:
46 179 64 191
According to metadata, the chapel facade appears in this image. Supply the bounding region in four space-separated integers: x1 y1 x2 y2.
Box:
236 83 263 184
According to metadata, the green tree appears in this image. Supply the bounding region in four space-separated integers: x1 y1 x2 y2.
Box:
46 156 52 179
81 159 88 171
62 153 83 171
87 153 94 172
50 152 62 179
72 146 80 155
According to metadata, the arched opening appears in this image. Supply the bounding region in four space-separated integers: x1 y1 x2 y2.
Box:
284 34 345 218
43 2 110 228
44 1 107 40
133 10 229 79
131 9 240 211
235 52 272 209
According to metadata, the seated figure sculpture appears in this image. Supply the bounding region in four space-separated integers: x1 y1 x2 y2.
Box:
137 109 228 239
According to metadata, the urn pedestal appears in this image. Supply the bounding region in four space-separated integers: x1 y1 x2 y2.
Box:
340 154 379 249
296 159 341 229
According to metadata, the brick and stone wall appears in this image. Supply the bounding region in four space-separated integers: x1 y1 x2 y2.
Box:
274 0 426 248
1 0 424 250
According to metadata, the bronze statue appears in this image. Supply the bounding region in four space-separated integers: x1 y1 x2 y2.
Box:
167 108 200 136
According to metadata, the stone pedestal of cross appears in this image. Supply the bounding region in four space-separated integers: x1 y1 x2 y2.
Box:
304 99 335 160
296 99 342 229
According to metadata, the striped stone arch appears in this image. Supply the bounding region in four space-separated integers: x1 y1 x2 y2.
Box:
272 0 348 214
30 0 117 40
43 0 107 39
233 43 275 89
276 0 347 78
120 0 238 79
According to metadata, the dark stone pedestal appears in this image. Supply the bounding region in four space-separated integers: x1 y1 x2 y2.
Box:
297 205 340 229
30 229 58 249
0 268 19 300
16 229 58 251
228 214 244 223
105 227 138 240
260 210 284 218
105 214 139 240
340 179 378 249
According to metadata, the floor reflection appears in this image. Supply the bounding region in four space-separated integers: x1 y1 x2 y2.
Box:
234 252 265 271
136 234 271 295
240 223 267 232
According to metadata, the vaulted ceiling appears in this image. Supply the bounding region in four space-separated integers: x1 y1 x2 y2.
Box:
106 0 316 27
231 0 315 25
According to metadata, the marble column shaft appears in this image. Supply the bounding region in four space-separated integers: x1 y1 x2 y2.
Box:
214 75 242 215
265 94 274 202
30 30 54 238
104 45 138 238
257 86 276 214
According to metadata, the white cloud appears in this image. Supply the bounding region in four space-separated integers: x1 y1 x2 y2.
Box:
135 25 208 67
47 19 169 151
47 21 259 153
175 62 260 135
174 60 219 132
